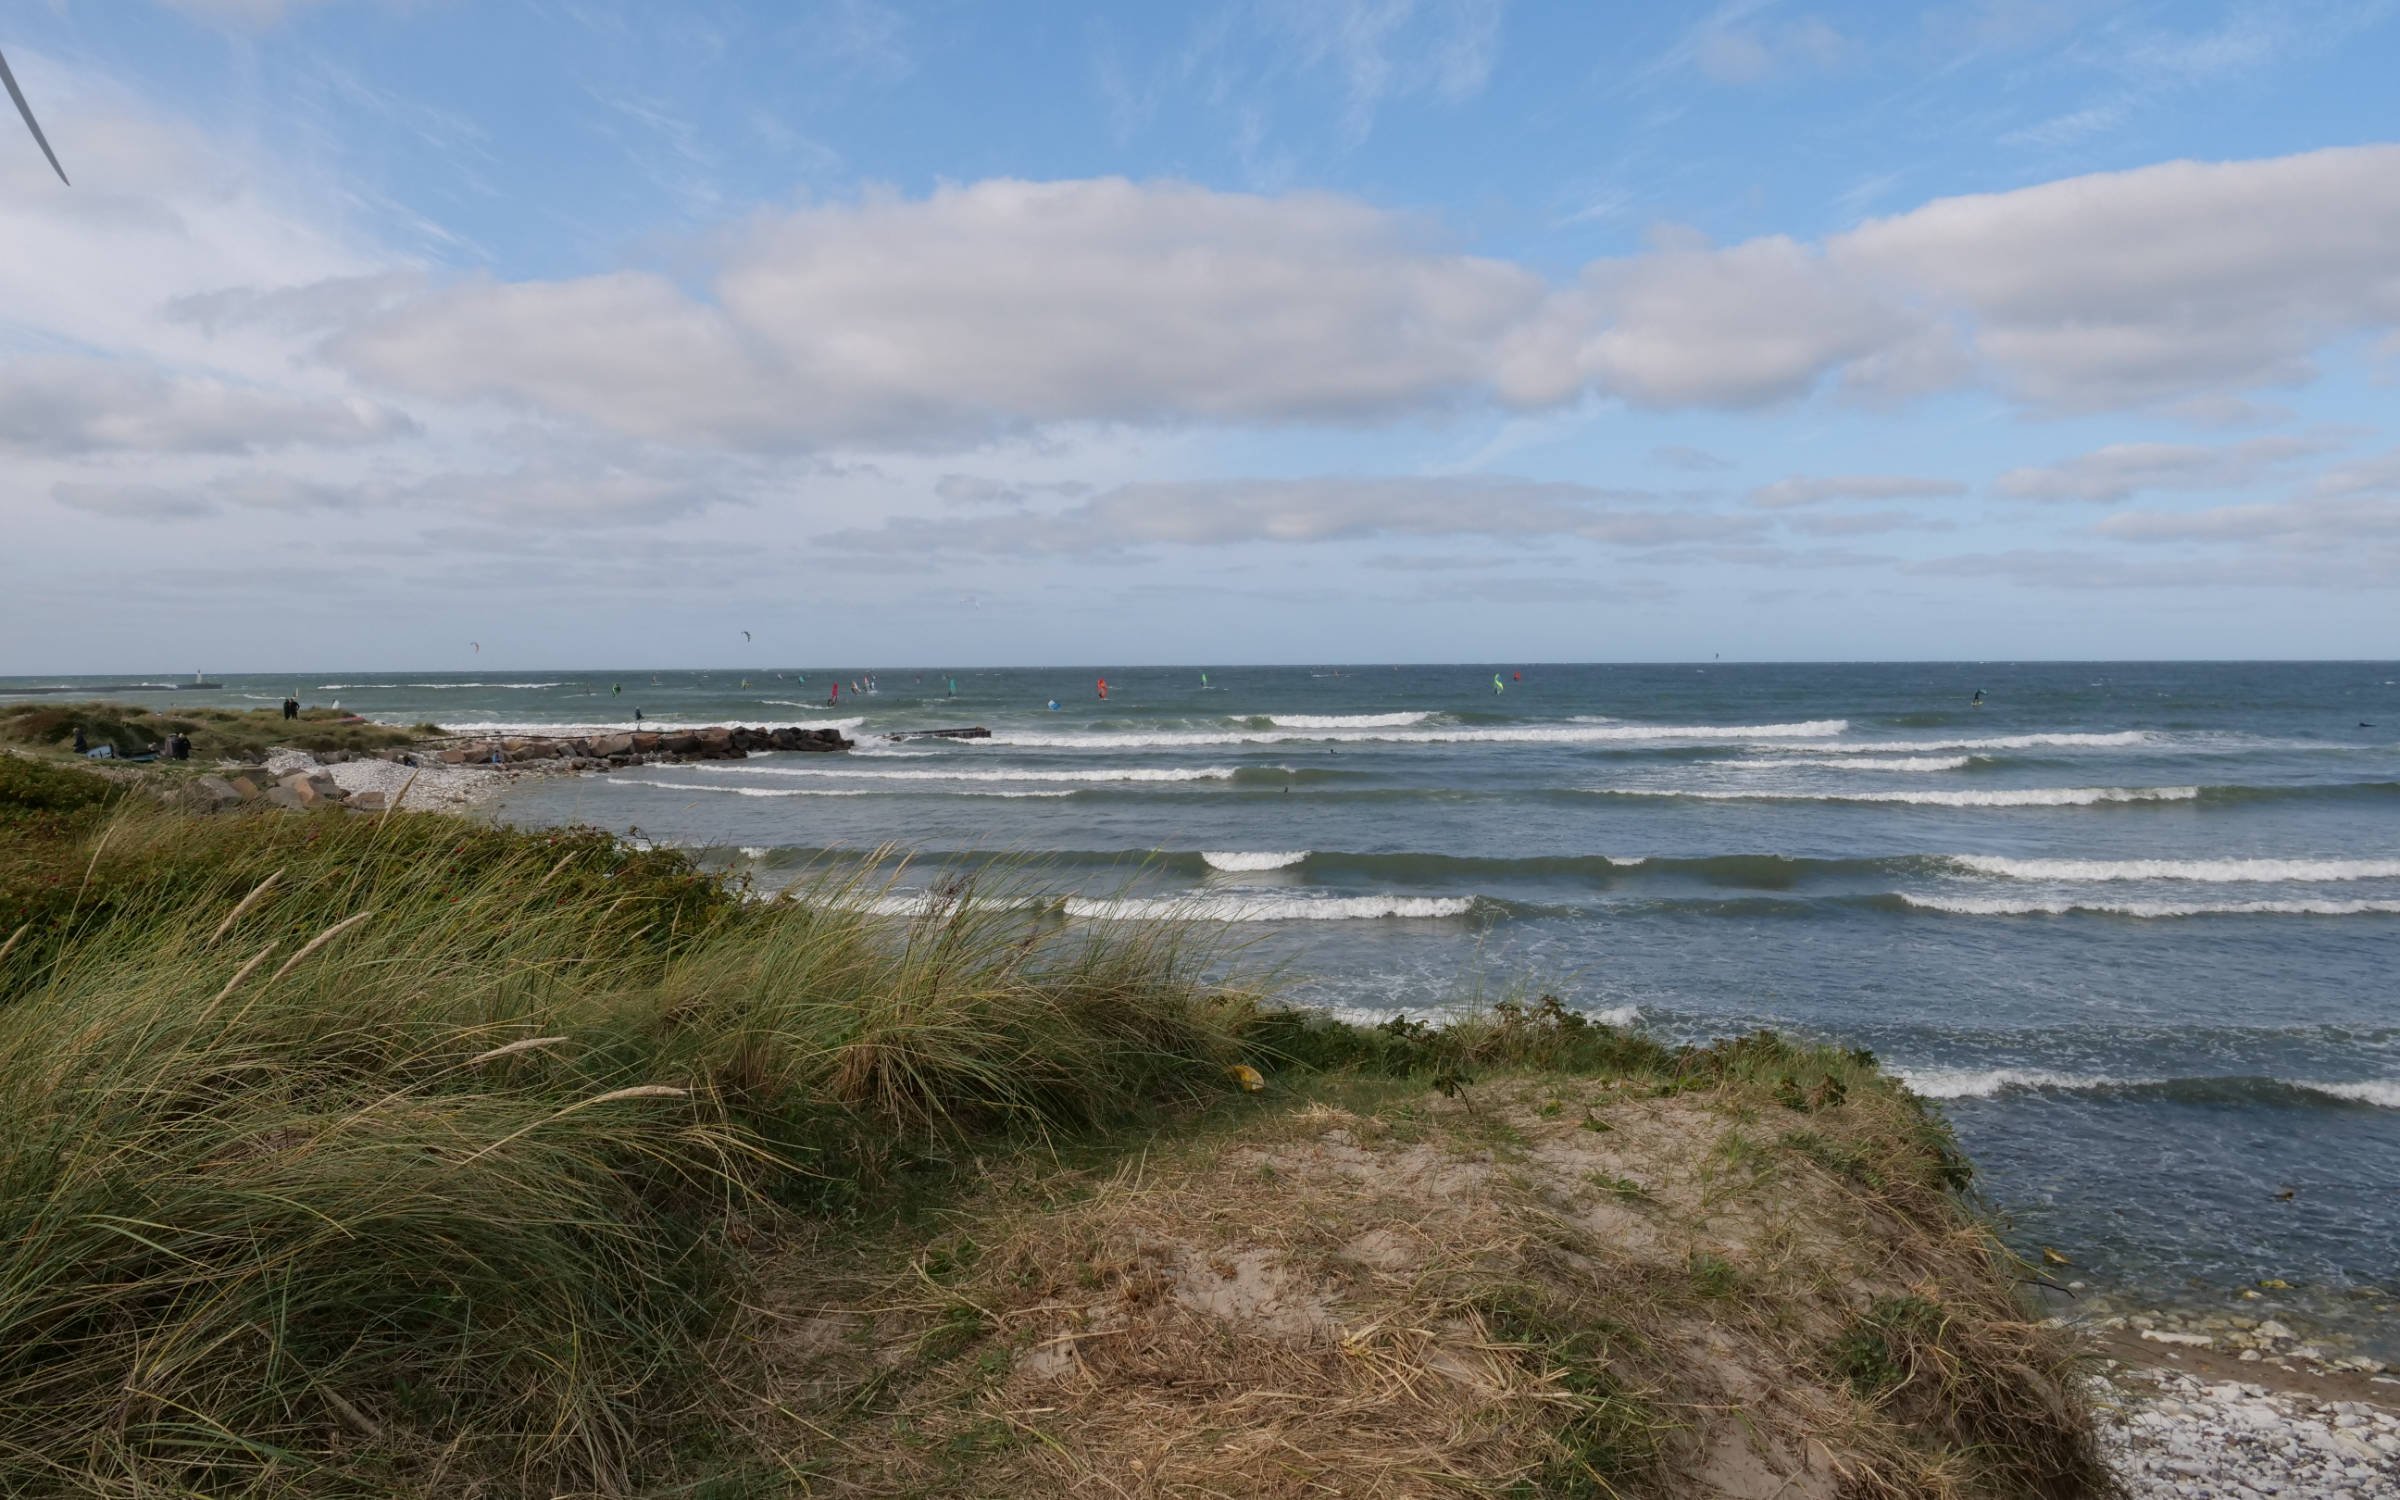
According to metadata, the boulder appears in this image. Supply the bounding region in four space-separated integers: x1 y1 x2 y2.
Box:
264 785 309 811
663 732 701 754
346 789 389 812
225 771 271 800
183 775 244 812
283 772 346 807
631 732 661 752
591 733 634 757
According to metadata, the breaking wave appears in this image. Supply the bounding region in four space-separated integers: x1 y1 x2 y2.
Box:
1898 1068 2400 1109
1064 894 1478 922
1263 712 1432 728
1899 894 2400 917
724 764 1237 783
979 720 1848 750
1943 855 2400 883
1201 850 1311 871
1767 732 2155 754
1714 755 1973 772
1604 786 2200 807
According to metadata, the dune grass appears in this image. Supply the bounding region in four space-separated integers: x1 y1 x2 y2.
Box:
0 761 2105 1497
0 700 432 763
0 774 1257 1496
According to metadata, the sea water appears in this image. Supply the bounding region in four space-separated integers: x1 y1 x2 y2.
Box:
21 661 2396 1345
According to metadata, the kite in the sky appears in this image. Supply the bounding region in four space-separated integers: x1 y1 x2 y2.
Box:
741 630 751 642
0 44 68 185
469 641 480 653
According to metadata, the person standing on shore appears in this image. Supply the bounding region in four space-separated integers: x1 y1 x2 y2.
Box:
282 693 298 721
72 725 87 754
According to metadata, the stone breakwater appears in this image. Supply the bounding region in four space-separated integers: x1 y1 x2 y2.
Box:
165 724 855 815
431 724 852 767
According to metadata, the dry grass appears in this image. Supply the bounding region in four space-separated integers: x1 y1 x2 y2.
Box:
738 1053 2112 1499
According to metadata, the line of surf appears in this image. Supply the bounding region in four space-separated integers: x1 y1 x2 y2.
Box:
1708 755 1972 772
979 719 1849 750
714 764 1239 783
1598 786 2200 807
1897 1068 2400 1109
1900 894 2400 917
607 780 1072 799
1945 855 2400 883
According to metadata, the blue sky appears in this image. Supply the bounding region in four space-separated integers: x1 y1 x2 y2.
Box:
4 0 2397 670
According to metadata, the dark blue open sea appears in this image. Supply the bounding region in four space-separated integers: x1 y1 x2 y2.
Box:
19 661 2397 1347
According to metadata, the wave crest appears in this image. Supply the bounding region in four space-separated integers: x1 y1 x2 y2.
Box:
1946 855 2400 883
1201 850 1310 871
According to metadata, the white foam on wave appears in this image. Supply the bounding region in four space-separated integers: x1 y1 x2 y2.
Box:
1264 712 1431 728
1713 755 1971 772
1613 786 2199 807
2302 1080 2400 1109
724 764 1236 783
1946 855 2400 883
610 780 1071 800
1201 850 1310 871
1899 1068 2400 1109
1898 1067 2137 1099
982 719 1848 750
322 681 566 690
1901 894 2400 917
1064 894 1476 922
1766 731 2154 754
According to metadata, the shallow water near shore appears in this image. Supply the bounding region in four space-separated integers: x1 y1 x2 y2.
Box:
19 659 2397 1351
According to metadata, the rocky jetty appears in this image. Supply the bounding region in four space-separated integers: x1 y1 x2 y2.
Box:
433 723 851 768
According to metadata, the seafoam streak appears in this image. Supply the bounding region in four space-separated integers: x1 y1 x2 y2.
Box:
1901 894 2400 916
1201 850 1310 871
1945 855 2400 882
982 719 1848 750
1608 786 2199 807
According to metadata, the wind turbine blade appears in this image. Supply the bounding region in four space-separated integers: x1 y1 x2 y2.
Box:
0 45 68 186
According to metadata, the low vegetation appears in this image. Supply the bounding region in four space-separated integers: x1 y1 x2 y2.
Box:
0 698 433 763
0 759 2111 1497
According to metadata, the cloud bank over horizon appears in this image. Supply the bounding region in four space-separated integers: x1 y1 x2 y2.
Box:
2 1 2395 670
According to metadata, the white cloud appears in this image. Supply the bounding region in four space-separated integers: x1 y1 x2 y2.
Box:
820 475 1753 556
1838 146 2400 409
1748 473 1966 507
309 146 2400 447
52 474 357 518
0 357 414 455
337 178 1548 447
1993 435 2333 503
2093 495 2400 547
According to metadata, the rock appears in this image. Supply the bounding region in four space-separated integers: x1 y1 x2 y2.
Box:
263 785 309 811
346 789 388 811
631 732 661 752
591 733 633 757
663 732 700 754
225 771 270 800
182 775 244 812
283 772 345 807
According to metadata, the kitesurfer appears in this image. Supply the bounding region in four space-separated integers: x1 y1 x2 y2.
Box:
1493 674 1504 694
1096 677 1108 700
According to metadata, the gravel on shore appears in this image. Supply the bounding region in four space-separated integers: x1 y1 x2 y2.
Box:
260 749 512 812
2101 1365 2400 1497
